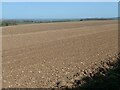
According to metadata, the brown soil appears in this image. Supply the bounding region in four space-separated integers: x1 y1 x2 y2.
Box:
2 20 118 88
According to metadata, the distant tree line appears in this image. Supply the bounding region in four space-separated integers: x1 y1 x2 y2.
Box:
0 18 117 27
0 21 17 26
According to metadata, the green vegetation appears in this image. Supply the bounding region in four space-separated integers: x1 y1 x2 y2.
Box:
0 18 117 27
0 21 17 26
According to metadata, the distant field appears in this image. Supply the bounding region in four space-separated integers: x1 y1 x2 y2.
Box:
2 20 118 88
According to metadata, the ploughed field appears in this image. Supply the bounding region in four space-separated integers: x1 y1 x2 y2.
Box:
2 20 118 88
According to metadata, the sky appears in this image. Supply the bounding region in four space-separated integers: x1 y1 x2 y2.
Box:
2 2 118 19
2 0 119 2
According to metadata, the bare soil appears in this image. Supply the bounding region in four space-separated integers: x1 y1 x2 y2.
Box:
2 20 118 88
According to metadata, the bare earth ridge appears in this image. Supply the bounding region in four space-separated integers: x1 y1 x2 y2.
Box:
2 20 118 88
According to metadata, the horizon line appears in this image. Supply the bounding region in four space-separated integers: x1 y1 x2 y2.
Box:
1 17 118 20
